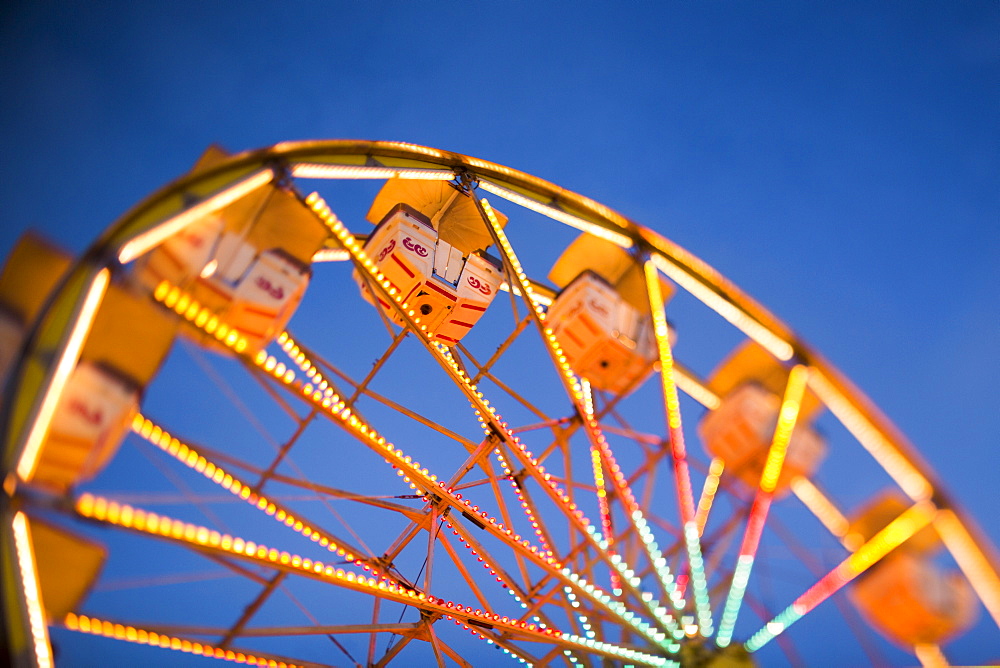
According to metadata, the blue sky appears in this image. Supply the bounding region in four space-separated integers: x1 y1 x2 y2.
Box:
2 2 997 666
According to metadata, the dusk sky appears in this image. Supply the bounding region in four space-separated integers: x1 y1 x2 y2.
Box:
1 2 997 666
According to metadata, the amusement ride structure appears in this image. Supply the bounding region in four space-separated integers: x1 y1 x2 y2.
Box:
2 141 997 667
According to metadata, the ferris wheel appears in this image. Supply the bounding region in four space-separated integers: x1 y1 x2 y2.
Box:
2 141 997 667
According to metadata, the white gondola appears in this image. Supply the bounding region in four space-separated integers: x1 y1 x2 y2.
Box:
356 181 505 346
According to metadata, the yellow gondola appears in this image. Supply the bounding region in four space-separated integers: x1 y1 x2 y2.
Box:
0 235 177 491
849 492 978 646
699 341 826 496
546 234 673 395
0 234 73 391
133 146 328 353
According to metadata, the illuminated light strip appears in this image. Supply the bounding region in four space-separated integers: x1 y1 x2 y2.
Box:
371 141 449 159
934 509 1000 627
913 644 949 668
463 157 523 182
789 476 850 541
275 331 342 408
695 458 725 536
682 522 713 636
454 612 671 668
913 643 949 668
588 443 621 594
583 412 683 618
717 365 809 648
117 168 274 265
745 500 937 652
72 494 574 645
311 248 350 262
479 198 682 621
644 260 712 634
11 512 53 668
152 280 251 354
477 180 634 250
130 414 367 566
493 450 556 557
757 367 809 495
290 163 456 180
649 254 793 362
808 369 932 501
17 268 111 482
563 587 597 640
441 513 536 612
589 445 613 551
64 613 301 667
489 446 556 558
579 378 594 418
448 620 536 668
579 382 615 581
253 349 298 386
276 333 327 393
497 281 554 307
674 371 722 411
478 199 546 316
644 260 695 525
558 632 674 667
304 192 673 646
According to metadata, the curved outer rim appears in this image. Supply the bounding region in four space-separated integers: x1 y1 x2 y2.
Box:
2 139 997 664
72 139 952 501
